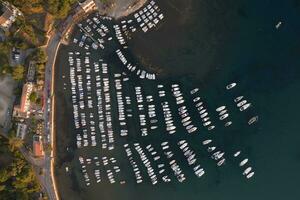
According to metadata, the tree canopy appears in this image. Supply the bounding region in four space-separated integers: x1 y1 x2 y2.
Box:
29 91 38 103
44 0 76 19
0 136 42 199
31 48 48 64
12 65 25 81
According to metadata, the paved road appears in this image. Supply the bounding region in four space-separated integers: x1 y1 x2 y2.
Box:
42 31 62 200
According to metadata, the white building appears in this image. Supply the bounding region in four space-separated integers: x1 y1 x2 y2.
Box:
79 0 97 13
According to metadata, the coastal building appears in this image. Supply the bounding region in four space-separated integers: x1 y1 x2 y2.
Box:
36 122 44 135
79 0 97 13
0 1 22 31
16 123 27 139
13 82 34 118
33 135 44 157
27 61 36 82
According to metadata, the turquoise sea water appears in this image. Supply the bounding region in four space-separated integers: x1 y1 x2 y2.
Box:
54 0 300 200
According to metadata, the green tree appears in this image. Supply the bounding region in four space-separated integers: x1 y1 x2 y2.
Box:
0 169 10 183
44 0 75 19
8 137 24 151
29 91 38 103
0 184 5 192
32 48 47 64
0 64 13 75
12 65 25 81
0 135 42 199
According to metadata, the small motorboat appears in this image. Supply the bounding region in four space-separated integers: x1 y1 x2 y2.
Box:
234 96 244 103
248 116 258 125
226 82 237 90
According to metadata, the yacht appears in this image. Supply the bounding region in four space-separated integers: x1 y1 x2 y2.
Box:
187 127 197 133
239 158 248 167
200 112 208 118
193 165 201 171
199 109 207 114
237 100 247 107
275 21 282 29
202 117 210 122
226 82 237 90
234 151 241 157
193 97 201 102
243 167 252 175
234 96 244 103
195 169 205 177
190 88 199 94
196 102 203 107
225 121 232 127
217 158 225 166
216 106 226 112
217 108 226 115
207 146 216 152
219 113 229 120
240 103 251 111
203 121 211 126
202 139 212 145
246 171 255 179
183 120 192 127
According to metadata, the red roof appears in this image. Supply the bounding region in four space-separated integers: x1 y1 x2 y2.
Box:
33 139 44 157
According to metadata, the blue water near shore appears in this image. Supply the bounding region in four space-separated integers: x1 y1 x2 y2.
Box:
54 0 300 200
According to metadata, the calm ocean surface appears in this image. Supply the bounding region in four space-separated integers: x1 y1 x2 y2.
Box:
54 0 300 200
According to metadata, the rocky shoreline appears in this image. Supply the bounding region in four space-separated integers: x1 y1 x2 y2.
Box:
95 0 148 19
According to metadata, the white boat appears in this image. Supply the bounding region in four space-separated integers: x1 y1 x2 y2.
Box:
226 82 237 90
234 96 244 102
161 141 168 146
216 106 226 112
180 143 188 150
234 151 241 157
217 158 225 166
219 109 227 116
193 165 200 171
196 102 203 107
190 88 199 94
225 121 232 127
195 169 205 178
200 112 208 118
207 146 216 152
199 109 206 114
183 120 192 127
246 171 255 179
187 127 197 133
202 139 212 145
219 113 229 120
240 103 251 111
239 158 248 167
243 167 252 175
193 97 201 102
186 125 194 130
237 100 247 107
182 116 191 123
202 117 210 122
248 116 258 125
207 125 215 131
275 21 282 29
203 121 211 126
